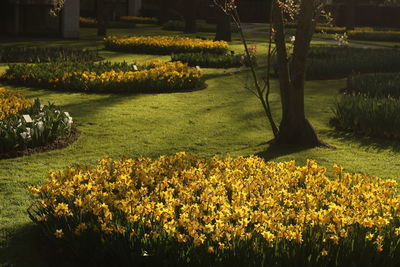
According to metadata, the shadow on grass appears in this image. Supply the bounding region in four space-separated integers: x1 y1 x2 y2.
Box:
320 129 400 153
0 224 49 267
256 142 312 162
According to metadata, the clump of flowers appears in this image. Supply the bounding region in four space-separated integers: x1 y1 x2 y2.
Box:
119 16 158 24
0 89 74 155
2 61 204 93
28 153 400 266
104 35 229 55
0 87 31 120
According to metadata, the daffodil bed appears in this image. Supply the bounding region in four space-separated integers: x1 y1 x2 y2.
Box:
28 153 400 266
1 61 204 93
104 35 229 55
0 88 75 156
119 16 158 24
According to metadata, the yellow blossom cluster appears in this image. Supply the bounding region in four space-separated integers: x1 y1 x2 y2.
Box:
73 61 201 84
52 61 203 92
79 17 97 26
28 152 400 259
119 16 158 23
0 88 31 120
104 35 228 55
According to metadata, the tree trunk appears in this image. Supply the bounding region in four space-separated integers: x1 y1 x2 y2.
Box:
183 0 198 33
96 0 107 36
345 0 356 31
214 6 231 41
272 0 322 147
158 0 170 24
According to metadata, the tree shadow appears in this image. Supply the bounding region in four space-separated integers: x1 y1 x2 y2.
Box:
320 129 400 153
0 224 48 267
256 142 314 162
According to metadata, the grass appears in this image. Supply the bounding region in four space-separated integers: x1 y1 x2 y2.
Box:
1 24 400 266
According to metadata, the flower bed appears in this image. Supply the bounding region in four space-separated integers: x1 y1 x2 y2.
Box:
104 35 228 55
2 61 204 93
162 20 239 33
28 153 400 266
348 29 400 42
0 47 101 63
119 16 158 24
347 73 400 98
332 72 400 140
79 17 136 29
171 52 255 68
332 95 400 140
0 88 74 155
275 46 400 80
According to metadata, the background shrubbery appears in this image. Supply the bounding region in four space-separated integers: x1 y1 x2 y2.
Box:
347 73 400 98
171 52 255 68
284 46 400 79
162 20 238 33
0 47 101 63
332 72 400 140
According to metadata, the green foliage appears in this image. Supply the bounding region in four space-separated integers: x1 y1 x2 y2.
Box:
171 52 255 68
0 47 101 63
162 20 238 33
296 46 400 79
0 99 73 154
347 73 400 98
348 30 400 42
332 95 400 140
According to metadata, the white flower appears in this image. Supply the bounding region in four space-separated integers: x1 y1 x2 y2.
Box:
37 121 45 133
290 36 296 44
20 131 31 140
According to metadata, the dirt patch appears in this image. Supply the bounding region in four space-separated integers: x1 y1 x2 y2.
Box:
0 129 80 160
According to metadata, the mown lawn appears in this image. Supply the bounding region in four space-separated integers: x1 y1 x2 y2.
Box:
1 24 400 266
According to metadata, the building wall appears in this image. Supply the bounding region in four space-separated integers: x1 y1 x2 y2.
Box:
0 0 80 39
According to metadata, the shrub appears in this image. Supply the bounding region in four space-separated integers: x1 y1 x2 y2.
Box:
332 95 400 140
347 73 400 98
2 61 204 93
104 35 228 55
280 46 400 80
0 89 73 154
171 52 255 68
162 20 238 33
348 29 400 42
119 16 158 24
28 153 400 266
0 47 101 63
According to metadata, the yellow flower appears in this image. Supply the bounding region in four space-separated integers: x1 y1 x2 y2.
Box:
54 229 64 238
321 249 328 256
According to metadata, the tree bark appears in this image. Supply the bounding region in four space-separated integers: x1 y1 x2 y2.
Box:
183 0 198 33
96 0 107 36
345 0 356 31
214 5 231 41
272 0 321 147
158 0 170 24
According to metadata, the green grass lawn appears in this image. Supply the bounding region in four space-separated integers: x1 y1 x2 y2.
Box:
1 24 400 266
